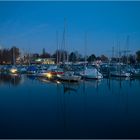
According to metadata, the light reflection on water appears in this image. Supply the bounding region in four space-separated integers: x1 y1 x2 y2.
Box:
0 74 140 138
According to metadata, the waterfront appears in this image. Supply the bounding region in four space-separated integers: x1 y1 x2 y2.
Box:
0 74 140 138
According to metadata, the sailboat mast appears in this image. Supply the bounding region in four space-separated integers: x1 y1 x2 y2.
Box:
13 47 15 65
56 31 59 65
112 46 114 60
63 18 66 63
126 35 130 64
28 48 31 66
118 40 121 63
84 32 87 65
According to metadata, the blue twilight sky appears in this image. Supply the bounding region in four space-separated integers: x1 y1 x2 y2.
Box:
0 1 140 57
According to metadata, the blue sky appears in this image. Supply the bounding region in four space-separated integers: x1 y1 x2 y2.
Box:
0 1 140 57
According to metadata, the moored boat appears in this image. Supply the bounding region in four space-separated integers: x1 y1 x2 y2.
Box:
26 65 37 75
79 66 103 79
57 71 81 82
109 64 131 77
110 71 131 77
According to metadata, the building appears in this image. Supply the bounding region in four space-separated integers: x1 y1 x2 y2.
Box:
32 58 55 64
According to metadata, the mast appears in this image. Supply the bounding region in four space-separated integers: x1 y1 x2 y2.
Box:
56 31 59 65
84 32 87 66
126 35 130 64
112 46 114 60
118 40 121 75
62 18 66 64
28 48 31 66
118 41 121 64
12 47 15 65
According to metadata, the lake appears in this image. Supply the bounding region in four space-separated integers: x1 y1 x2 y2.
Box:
0 74 140 138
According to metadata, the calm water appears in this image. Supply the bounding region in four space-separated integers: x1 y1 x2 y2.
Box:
0 74 140 138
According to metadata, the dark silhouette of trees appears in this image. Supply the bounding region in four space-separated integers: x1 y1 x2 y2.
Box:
129 55 136 64
0 49 2 64
100 55 109 62
96 55 108 62
136 50 140 63
40 52 51 58
0 49 11 64
0 46 140 65
32 53 40 59
10 46 20 65
69 52 77 62
121 54 136 64
87 54 96 63
52 50 68 63
69 51 83 62
121 55 127 64
0 46 20 64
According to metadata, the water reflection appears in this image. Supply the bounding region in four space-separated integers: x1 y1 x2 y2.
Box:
62 82 80 94
0 74 140 138
26 75 37 80
1 74 140 92
105 77 136 90
0 74 23 86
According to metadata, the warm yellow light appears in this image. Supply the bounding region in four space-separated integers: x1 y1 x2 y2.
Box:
46 73 52 79
10 68 17 74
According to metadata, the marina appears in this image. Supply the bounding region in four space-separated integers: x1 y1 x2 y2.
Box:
0 64 140 138
0 1 140 139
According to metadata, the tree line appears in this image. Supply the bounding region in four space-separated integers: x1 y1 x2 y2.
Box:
0 46 140 64
0 46 20 65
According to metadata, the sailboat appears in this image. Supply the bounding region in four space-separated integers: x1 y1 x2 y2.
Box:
57 18 81 82
79 33 103 80
47 32 64 78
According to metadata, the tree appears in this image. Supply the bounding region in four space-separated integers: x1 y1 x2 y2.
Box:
129 55 136 64
0 46 20 64
121 55 127 64
96 56 101 61
52 50 68 63
69 52 77 62
2 49 11 64
78 54 84 61
0 49 2 64
10 46 20 65
40 52 51 58
87 54 96 63
33 53 39 58
52 50 60 63
100 55 108 62
136 50 140 63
